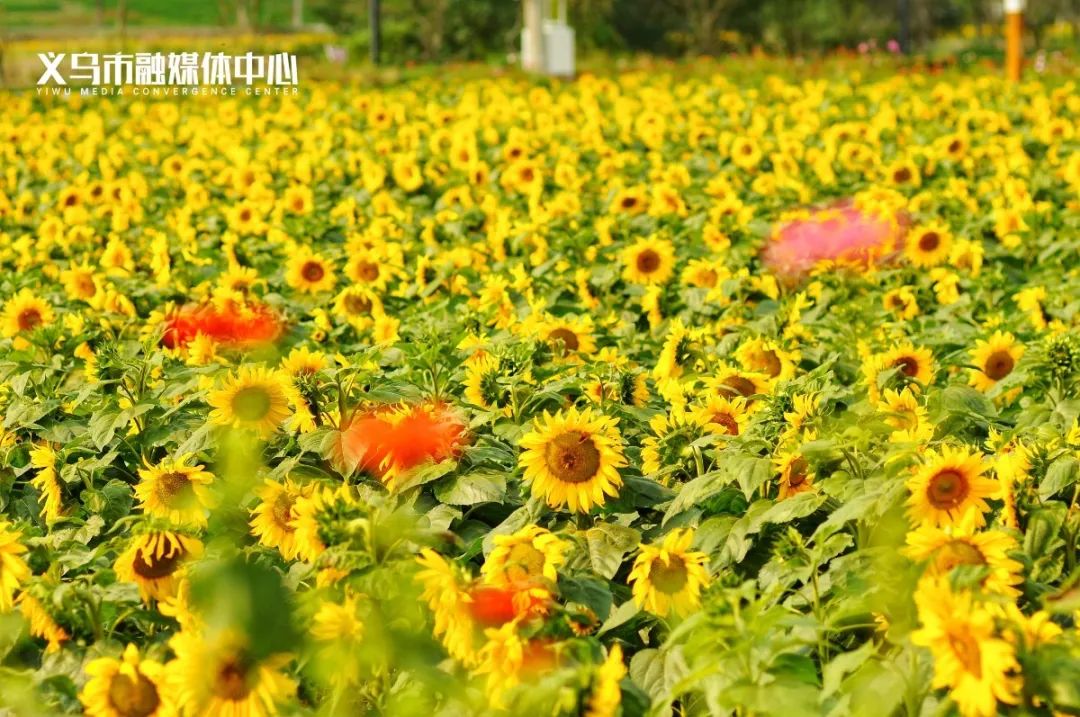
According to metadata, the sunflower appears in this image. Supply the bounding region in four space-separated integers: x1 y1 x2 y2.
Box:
706 365 773 405
774 447 815 500
249 479 313 561
481 525 569 585
628 528 710 618
207 366 294 436
885 158 920 188
691 395 750 438
29 444 63 524
217 264 260 295
114 531 203 602
864 343 935 401
62 263 101 303
969 331 1024 392
621 236 675 285
905 223 953 268
279 346 327 377
585 369 650 409
539 315 596 360
135 455 215 528
290 485 366 563
911 577 1020 717
610 186 647 215
1 289 54 338
285 251 336 294
903 512 1023 597
879 387 933 443
309 593 366 687
640 408 708 482
415 549 482 667
0 520 30 612
729 136 762 170
166 628 297 717
653 319 703 382
345 252 391 290
80 644 173 717
475 622 558 709
882 286 919 320
681 258 728 290
585 644 626 717
332 285 384 329
906 446 999 529
464 354 513 415
734 337 799 382
518 406 627 513
18 593 69 653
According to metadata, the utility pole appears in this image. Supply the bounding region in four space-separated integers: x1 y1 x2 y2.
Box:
370 0 381 64
1004 0 1024 81
522 0 543 72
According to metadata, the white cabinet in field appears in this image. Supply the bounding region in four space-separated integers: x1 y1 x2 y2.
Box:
521 0 575 78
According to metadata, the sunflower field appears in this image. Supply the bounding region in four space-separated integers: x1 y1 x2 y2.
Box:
1 59 1080 717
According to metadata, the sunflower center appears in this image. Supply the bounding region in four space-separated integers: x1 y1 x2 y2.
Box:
17 308 43 332
301 261 325 283
712 412 739 436
720 376 757 398
936 539 987 573
213 656 254 701
946 629 983 678
650 556 688 594
132 547 184 580
788 457 809 487
343 292 373 315
621 196 638 210
548 328 580 354
697 269 719 288
544 431 602 484
758 350 782 377
156 471 193 506
926 469 969 510
271 491 296 531
984 350 1015 381
635 249 661 274
355 261 380 282
107 671 161 717
231 386 272 422
918 231 940 252
239 209 252 222
894 356 920 377
503 543 546 581
893 167 912 183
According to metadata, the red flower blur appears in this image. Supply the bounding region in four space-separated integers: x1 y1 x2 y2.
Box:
336 402 467 488
161 301 283 349
467 584 550 627
762 200 907 279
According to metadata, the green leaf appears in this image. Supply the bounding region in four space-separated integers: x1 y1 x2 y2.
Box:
433 470 506 505
663 470 728 523
1040 457 1078 500
559 575 613 620
822 640 876 698
189 556 300 661
87 410 122 450
760 492 827 525
586 522 641 579
394 460 457 493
